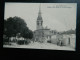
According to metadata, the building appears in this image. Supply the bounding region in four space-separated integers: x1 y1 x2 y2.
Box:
33 4 53 43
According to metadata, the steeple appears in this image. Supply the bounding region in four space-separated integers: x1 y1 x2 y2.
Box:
39 3 41 14
37 3 43 20
36 3 43 30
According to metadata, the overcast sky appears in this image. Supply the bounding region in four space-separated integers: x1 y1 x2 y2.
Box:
4 3 77 32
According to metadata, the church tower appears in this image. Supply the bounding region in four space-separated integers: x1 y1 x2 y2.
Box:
36 4 43 30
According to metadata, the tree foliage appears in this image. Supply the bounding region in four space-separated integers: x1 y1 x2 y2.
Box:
61 29 76 34
3 16 33 42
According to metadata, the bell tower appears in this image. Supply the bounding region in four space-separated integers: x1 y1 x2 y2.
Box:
37 4 43 30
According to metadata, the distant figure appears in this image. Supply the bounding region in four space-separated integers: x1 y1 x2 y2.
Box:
68 37 70 45
57 38 59 45
57 38 61 46
60 41 63 46
59 40 62 46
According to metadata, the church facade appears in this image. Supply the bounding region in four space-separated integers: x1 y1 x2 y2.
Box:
33 4 54 43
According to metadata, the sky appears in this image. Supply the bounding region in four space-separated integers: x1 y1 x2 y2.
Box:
4 3 77 32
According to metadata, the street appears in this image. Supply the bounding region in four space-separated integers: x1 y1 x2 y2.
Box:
3 42 75 51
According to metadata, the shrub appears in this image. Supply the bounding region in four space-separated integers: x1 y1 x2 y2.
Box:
25 40 30 45
17 40 25 45
3 39 9 45
17 40 30 45
47 40 51 43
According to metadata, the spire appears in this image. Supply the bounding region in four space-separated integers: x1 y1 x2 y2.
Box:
39 3 41 14
37 3 42 20
36 3 43 30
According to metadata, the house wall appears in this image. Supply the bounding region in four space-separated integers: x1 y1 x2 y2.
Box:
51 35 58 44
34 29 51 42
50 34 76 48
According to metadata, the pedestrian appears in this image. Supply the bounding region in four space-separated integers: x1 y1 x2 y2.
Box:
68 37 70 45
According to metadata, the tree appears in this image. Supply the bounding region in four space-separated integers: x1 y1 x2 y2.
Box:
61 29 76 34
21 27 29 39
3 16 33 44
21 27 33 39
3 19 7 35
13 16 27 33
3 19 8 44
20 27 33 44
28 30 33 39
3 18 14 44
6 17 15 37
3 16 28 43
7 16 27 36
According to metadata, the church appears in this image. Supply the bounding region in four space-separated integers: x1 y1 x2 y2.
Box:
33 4 55 43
